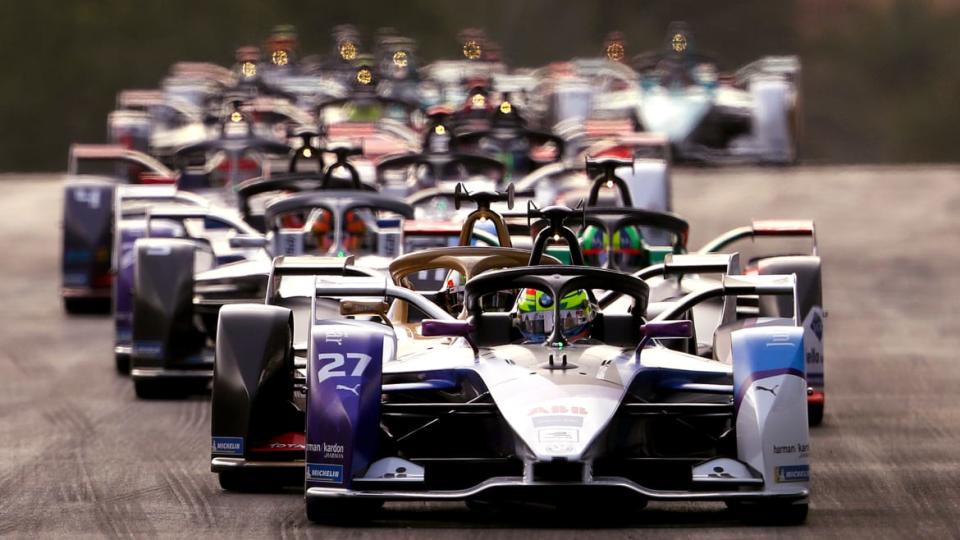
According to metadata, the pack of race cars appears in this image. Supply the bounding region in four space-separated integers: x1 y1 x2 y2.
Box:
60 23 820 525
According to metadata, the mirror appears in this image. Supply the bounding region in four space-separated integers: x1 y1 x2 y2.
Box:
228 235 268 249
420 319 477 356
636 319 693 357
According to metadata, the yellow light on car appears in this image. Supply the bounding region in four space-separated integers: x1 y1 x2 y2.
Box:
230 111 242 123
393 50 408 68
499 101 512 114
672 33 687 53
357 68 373 85
463 40 482 60
606 42 625 62
434 124 446 135
272 49 289 66
470 93 486 108
302 147 312 158
340 41 358 61
240 61 257 78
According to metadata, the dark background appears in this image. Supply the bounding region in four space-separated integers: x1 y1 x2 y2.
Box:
1 0 957 171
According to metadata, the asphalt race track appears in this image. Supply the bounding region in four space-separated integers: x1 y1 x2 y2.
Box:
1 166 959 538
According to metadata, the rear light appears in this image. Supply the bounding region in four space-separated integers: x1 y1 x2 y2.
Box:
93 272 114 288
807 389 825 406
139 172 176 184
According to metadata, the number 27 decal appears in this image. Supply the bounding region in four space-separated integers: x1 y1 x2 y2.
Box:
316 353 372 384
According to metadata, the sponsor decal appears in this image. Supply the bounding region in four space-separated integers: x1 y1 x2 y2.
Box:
252 432 305 452
775 464 810 483
528 405 588 416
315 352 372 384
306 442 345 460
806 348 822 367
538 428 579 443
532 415 584 428
336 383 360 396
811 312 823 341
132 341 163 359
212 436 244 456
306 463 344 484
72 187 102 209
63 272 90 286
773 442 809 455
529 406 587 428
756 384 779 396
324 330 347 346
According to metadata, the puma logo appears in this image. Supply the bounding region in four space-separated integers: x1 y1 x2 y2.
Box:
336 383 360 397
756 384 779 397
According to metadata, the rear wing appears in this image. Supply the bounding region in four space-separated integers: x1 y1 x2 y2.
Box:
653 274 800 326
134 205 258 239
265 256 380 299
599 253 740 310
312 277 453 322
116 90 164 109
698 220 817 256
115 185 207 220
68 144 175 179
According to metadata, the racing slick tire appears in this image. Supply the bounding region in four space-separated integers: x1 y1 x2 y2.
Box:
63 297 110 314
306 499 384 524
115 352 130 375
808 401 824 426
217 469 297 493
725 500 808 525
133 378 207 399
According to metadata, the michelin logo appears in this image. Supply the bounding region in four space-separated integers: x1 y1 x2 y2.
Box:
212 437 244 456
133 341 164 359
307 463 343 484
775 464 810 483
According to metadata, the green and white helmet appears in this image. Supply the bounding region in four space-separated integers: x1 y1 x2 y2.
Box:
513 288 596 343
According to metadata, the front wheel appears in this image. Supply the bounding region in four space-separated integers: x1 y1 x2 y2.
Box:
808 401 824 426
133 378 204 399
726 500 808 525
306 498 383 524
115 353 130 375
63 297 110 314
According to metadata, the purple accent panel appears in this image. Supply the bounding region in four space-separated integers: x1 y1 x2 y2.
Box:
305 320 387 490
114 225 145 346
114 221 181 347
731 326 806 410
420 319 474 338
641 320 693 340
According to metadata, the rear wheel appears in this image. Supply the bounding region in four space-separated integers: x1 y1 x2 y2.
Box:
218 469 302 492
115 353 130 375
808 401 824 426
306 499 383 524
63 297 110 314
133 379 205 399
726 500 808 525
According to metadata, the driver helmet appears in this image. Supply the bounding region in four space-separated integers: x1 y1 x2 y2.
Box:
578 224 609 266
513 288 596 343
612 225 649 268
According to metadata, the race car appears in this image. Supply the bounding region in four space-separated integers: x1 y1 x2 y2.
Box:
127 181 414 398
524 165 825 425
209 188 555 485
299 204 810 523
630 22 801 163
61 144 183 313
376 110 507 198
